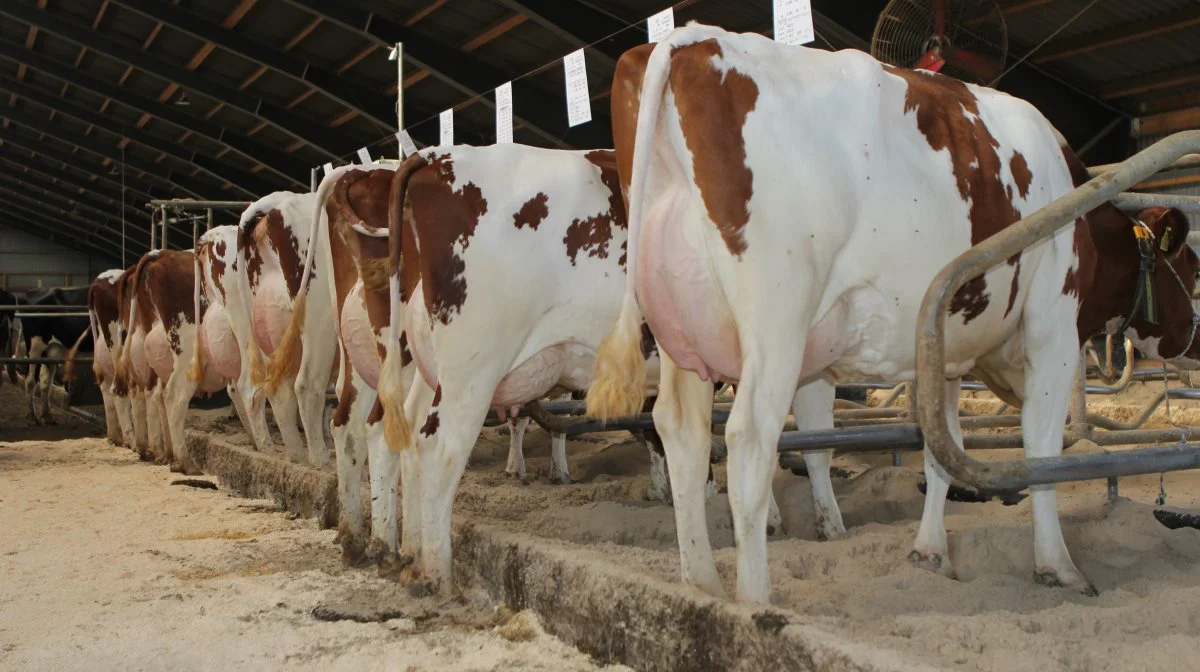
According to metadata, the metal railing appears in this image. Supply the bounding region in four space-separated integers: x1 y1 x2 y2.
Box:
915 130 1200 491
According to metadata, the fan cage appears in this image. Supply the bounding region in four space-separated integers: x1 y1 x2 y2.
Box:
870 0 1008 84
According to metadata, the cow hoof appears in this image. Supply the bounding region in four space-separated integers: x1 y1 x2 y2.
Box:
814 519 847 542
377 550 414 579
1034 569 1098 596
504 469 523 480
555 474 572 486
339 537 373 568
405 575 438 599
168 462 183 473
908 549 956 579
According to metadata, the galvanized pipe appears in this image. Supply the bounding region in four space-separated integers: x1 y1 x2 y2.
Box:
1114 192 1200 214
13 312 91 318
0 356 92 364
916 130 1200 492
146 199 252 209
0 305 88 312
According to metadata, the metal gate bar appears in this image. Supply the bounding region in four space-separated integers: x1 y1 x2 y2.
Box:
915 130 1200 492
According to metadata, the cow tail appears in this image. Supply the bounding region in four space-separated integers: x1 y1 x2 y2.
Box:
379 153 427 453
64 324 90 385
188 248 206 383
586 37 676 421
115 295 137 394
265 177 333 395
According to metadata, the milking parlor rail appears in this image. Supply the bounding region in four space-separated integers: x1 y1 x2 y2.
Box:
916 130 1200 492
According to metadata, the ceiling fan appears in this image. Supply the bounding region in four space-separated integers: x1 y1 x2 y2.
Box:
870 0 1008 85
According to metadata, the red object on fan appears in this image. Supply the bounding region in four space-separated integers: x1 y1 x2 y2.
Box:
915 49 946 72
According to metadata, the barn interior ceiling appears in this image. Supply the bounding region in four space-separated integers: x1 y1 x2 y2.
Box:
0 0 1197 266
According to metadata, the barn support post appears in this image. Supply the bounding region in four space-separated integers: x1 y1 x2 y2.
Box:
916 130 1200 492
149 206 157 250
206 208 212 233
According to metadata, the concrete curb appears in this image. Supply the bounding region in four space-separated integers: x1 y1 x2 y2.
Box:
186 431 927 672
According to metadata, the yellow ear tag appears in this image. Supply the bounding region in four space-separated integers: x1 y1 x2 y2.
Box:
1161 228 1172 252
1133 224 1152 240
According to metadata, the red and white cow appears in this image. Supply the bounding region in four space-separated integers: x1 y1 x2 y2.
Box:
266 163 400 563
114 249 228 474
192 225 273 450
68 269 131 445
587 25 1200 603
373 145 675 594
239 191 334 466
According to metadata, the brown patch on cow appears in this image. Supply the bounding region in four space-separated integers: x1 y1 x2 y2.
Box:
367 398 384 425
611 43 654 206
207 242 228 302
1004 255 1022 318
399 332 412 366
640 322 658 361
669 39 759 257
243 215 267 289
1010 151 1033 199
265 210 307 297
432 384 442 406
331 350 356 428
563 151 627 266
407 153 488 324
143 250 198 354
420 411 439 437
886 66 1028 323
948 276 989 323
513 193 549 230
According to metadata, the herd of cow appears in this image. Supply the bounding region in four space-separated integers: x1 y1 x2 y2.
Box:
7 25 1200 605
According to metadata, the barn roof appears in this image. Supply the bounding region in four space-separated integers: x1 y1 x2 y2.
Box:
0 0 1196 264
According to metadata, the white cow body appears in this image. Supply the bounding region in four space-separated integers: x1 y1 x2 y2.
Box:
588 24 1200 603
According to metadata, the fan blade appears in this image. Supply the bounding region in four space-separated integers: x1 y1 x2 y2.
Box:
914 49 946 72
945 47 1002 83
933 0 946 38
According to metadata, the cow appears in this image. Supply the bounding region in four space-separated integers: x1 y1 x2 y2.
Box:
114 249 225 473
266 162 430 567
65 270 131 445
191 225 273 450
237 191 333 465
6 286 91 424
369 144 681 595
585 24 1200 603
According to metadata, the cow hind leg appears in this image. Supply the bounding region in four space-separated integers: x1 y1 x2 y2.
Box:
131 388 152 460
413 381 496 597
653 351 723 597
146 383 168 466
550 431 570 485
330 361 373 565
37 364 56 425
295 338 336 467
366 401 405 571
100 386 122 444
267 375 307 463
912 378 963 577
792 378 845 540
163 370 201 475
1023 326 1094 595
505 416 528 480
396 375 435 576
725 348 805 604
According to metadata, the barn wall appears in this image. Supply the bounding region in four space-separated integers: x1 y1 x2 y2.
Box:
0 223 118 292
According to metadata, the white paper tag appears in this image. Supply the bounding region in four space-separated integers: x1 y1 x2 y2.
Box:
495 81 513 144
322 162 333 176
395 131 418 158
563 49 591 127
773 0 814 46
439 109 454 146
356 147 372 164
647 8 674 42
